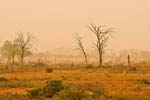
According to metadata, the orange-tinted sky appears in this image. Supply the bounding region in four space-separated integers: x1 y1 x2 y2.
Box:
0 0 150 52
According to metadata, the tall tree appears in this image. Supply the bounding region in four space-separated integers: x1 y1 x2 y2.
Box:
15 32 34 67
75 34 88 65
88 23 113 67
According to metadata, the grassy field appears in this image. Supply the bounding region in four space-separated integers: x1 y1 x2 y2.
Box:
0 64 150 100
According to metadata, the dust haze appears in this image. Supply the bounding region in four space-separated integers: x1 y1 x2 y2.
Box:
0 0 150 51
0 0 150 100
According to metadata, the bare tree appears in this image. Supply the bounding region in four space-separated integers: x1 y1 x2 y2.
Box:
88 23 113 67
15 32 35 67
75 34 88 65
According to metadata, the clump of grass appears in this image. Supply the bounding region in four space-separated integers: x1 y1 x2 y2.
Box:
45 67 53 73
27 79 106 100
0 77 7 82
129 67 136 71
136 79 150 84
86 64 94 69
43 80 63 98
27 87 42 98
27 79 64 98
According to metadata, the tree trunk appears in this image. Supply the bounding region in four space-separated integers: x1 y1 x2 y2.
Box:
98 46 103 67
100 54 102 67
11 53 15 72
99 51 103 67
83 51 88 65
20 48 24 67
128 55 131 67
6 56 10 69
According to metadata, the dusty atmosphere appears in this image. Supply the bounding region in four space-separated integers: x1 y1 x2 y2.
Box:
0 0 150 100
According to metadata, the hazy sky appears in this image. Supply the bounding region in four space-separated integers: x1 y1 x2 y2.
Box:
0 0 150 52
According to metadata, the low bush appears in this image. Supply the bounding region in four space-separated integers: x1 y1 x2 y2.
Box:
27 87 42 98
0 77 7 82
27 79 64 99
45 67 53 73
129 67 136 71
27 79 105 100
43 80 64 98
86 64 94 69
136 79 150 84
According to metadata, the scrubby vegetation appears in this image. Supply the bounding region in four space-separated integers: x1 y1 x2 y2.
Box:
45 67 53 73
27 79 64 98
0 65 150 100
27 79 106 100
0 77 8 82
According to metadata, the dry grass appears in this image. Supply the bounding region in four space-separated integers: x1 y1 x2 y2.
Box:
0 65 150 99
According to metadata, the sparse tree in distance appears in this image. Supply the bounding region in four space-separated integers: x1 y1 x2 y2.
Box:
1 40 18 71
88 23 113 67
75 34 88 65
15 32 35 67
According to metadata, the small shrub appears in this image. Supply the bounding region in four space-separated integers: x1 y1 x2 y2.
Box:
0 77 7 82
46 67 53 73
136 79 150 84
86 64 94 69
129 67 136 71
27 79 64 98
27 87 42 98
42 80 64 98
